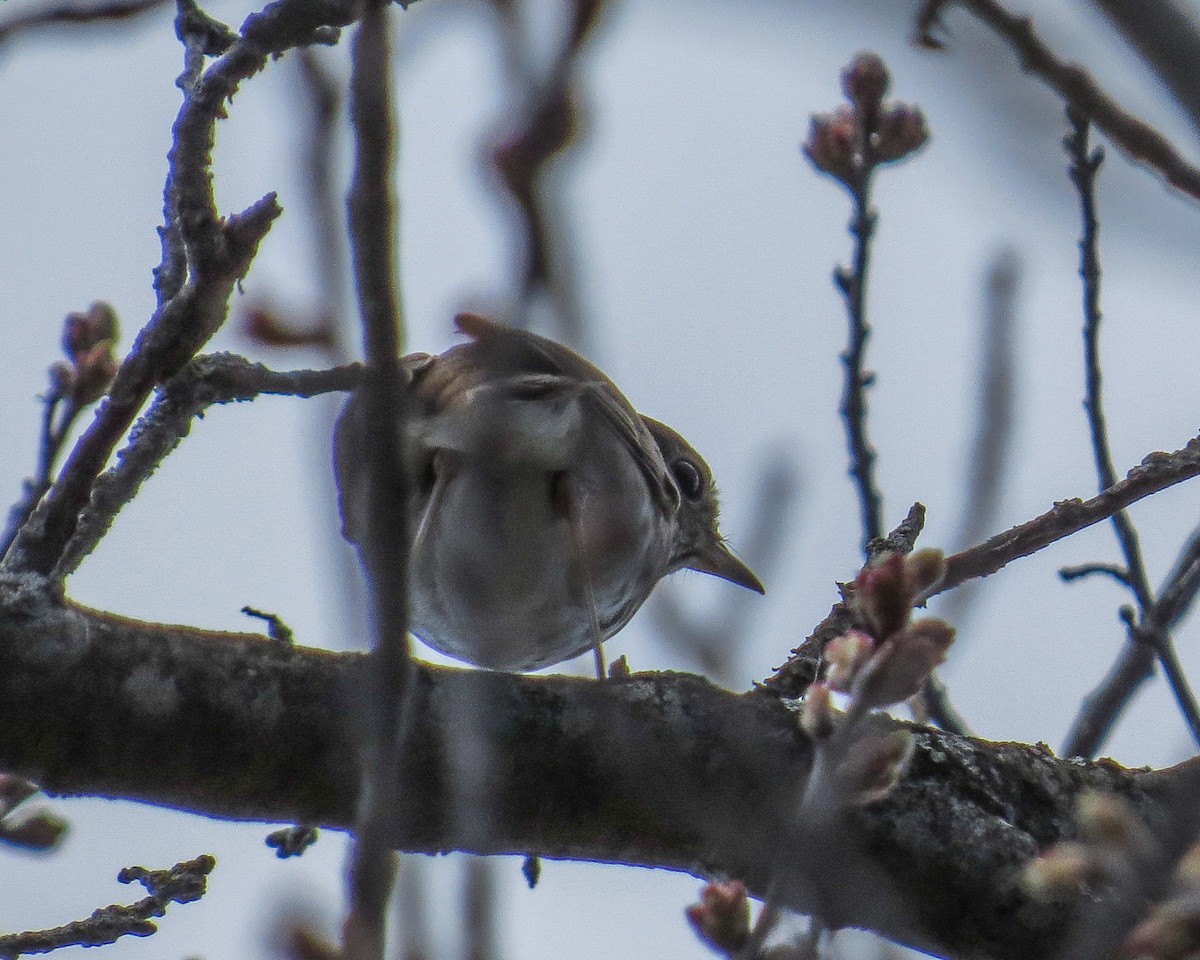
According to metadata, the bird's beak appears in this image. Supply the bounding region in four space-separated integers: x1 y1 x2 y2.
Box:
686 539 765 594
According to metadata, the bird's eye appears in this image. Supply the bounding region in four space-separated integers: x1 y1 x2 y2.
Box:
672 458 704 500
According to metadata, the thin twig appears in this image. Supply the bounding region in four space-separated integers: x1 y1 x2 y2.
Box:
921 674 973 737
836 178 884 556
1059 114 1200 755
0 0 168 49
1068 113 1154 609
1064 523 1200 758
0 855 214 958
1158 525 1200 628
0 379 79 561
1058 562 1131 586
937 437 1200 597
296 48 351 365
920 0 1200 203
464 857 498 960
342 4 413 960
1 0 363 576
760 439 1200 700
4 0 369 578
486 0 606 347
922 251 1020 736
53 356 361 579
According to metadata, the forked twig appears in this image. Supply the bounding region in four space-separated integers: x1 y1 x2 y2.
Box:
1059 113 1200 755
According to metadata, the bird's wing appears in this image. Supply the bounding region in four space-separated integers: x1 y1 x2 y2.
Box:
453 313 679 513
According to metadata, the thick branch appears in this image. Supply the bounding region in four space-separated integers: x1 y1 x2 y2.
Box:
0 584 1194 960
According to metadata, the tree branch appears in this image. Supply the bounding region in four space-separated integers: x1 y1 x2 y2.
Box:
918 0 1200 203
0 855 215 958
760 438 1200 700
937 436 1200 596
344 3 412 957
2 0 375 579
54 355 361 579
0 584 1195 960
1091 0 1200 138
0 0 168 50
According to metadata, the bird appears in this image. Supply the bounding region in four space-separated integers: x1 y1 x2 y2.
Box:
334 312 763 673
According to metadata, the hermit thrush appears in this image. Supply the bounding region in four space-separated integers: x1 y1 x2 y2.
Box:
334 313 762 672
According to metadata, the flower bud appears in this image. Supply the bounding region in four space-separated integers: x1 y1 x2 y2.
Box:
874 105 929 163
841 52 889 120
801 681 836 740
70 342 118 406
823 629 875 691
48 361 75 398
851 619 954 710
803 109 857 187
0 810 68 851
903 548 946 601
1022 842 1097 900
1123 893 1200 960
1077 791 1140 851
852 552 910 640
685 880 749 956
62 301 119 359
836 729 913 805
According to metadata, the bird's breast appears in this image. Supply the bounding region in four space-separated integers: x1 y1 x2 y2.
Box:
407 415 673 671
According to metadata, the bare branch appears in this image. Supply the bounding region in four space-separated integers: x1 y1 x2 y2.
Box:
54 355 362 579
937 249 1019 627
1058 562 1131 586
923 0 1200 203
936 437 1200 597
343 4 413 959
2 0 377 579
761 439 1200 701
0 855 215 958
1058 112 1200 755
1 590 1197 960
487 0 608 345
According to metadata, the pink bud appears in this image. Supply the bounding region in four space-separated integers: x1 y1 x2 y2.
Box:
1123 894 1200 960
1022 842 1099 900
874 105 930 163
823 629 875 692
801 681 836 740
70 342 118 406
835 730 913 805
841 52 890 119
62 301 119 359
803 110 857 187
852 552 911 640
1077 791 1142 852
685 881 750 955
851 619 954 710
0 811 68 851
903 548 946 601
